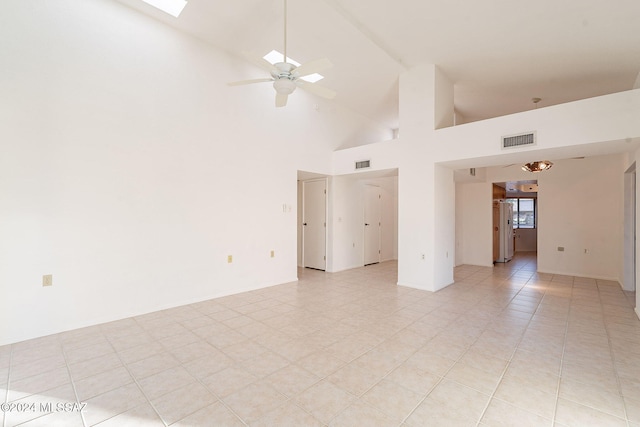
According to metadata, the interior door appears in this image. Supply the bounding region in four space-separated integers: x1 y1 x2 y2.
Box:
364 185 381 265
303 179 326 270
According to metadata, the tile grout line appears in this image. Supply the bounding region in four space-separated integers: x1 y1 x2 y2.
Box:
7 336 83 427
147 312 261 426
203 307 324 426
281 269 407 425
597 281 632 427
141 303 307 426
173 310 252 426
2 345 13 427
400 262 533 426
55 334 88 427
550 276 572 427
184 303 308 427
102 319 170 427
474 267 552 426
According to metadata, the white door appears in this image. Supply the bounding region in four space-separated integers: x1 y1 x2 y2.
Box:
303 179 327 270
364 185 381 265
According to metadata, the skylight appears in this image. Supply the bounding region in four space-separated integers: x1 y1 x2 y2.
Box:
141 0 187 17
263 50 324 83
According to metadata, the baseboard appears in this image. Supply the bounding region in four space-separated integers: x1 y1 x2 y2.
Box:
327 264 363 273
397 280 454 293
537 269 619 283
456 262 494 268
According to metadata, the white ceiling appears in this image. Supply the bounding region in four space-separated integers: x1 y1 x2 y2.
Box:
114 0 640 130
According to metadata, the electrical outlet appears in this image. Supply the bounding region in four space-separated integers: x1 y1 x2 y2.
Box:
421 254 425 260
42 274 53 287
227 255 233 263
270 250 275 258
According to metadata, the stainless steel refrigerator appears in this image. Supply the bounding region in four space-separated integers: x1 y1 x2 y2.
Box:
497 201 514 263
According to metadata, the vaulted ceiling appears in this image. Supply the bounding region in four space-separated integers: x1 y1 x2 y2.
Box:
113 0 640 130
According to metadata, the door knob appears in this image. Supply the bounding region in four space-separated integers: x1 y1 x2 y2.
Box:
365 223 370 226
303 223 307 226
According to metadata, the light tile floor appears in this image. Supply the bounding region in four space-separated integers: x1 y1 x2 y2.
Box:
2 252 639 426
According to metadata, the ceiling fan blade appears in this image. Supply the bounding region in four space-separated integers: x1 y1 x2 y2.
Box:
240 51 278 74
297 81 336 99
293 58 333 78
275 93 288 108
227 78 273 86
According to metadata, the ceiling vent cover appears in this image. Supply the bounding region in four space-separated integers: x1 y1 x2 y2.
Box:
355 160 371 170
356 160 371 170
502 131 536 149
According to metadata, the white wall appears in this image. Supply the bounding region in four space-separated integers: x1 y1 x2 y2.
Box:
515 229 537 252
0 0 390 345
435 89 640 165
329 175 397 272
332 139 399 175
329 176 363 271
455 182 493 267
433 165 456 287
537 155 624 279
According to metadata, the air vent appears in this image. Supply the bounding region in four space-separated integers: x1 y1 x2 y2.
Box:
502 131 536 149
355 160 371 170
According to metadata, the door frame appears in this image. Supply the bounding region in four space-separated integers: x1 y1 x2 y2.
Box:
363 184 381 266
624 163 636 291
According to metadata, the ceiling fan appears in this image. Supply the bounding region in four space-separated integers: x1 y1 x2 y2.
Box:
227 0 336 107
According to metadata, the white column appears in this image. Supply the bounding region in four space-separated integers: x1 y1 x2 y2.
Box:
397 64 455 291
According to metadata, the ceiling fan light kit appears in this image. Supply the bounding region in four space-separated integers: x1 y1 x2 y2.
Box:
227 0 336 107
522 160 553 173
273 78 296 95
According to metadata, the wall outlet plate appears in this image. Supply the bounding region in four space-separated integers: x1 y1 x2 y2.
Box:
43 274 53 287
227 255 233 263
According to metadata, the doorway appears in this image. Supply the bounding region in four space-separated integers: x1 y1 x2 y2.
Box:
492 181 538 262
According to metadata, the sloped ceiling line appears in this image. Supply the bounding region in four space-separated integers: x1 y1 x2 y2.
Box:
320 0 407 70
